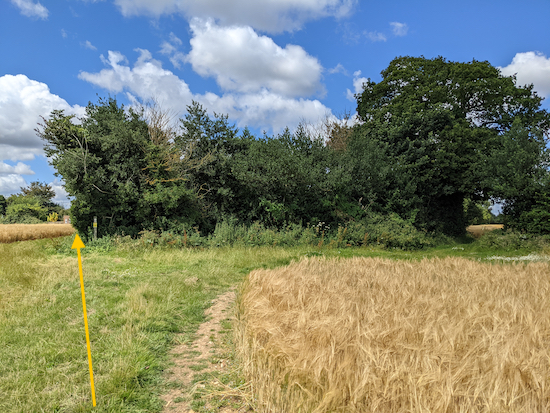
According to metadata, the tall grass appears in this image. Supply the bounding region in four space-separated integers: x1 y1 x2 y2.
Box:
236 256 550 412
0 238 306 412
0 223 75 243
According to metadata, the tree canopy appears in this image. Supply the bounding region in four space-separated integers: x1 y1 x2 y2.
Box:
352 56 550 235
36 56 550 240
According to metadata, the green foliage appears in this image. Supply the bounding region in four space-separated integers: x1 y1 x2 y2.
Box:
0 194 48 223
485 120 550 233
38 98 202 239
353 56 550 236
464 199 494 225
35 56 550 240
20 181 55 203
344 213 436 250
232 126 334 226
0 195 7 216
475 229 550 251
0 183 63 223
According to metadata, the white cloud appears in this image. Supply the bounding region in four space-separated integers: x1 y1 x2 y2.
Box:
0 174 28 197
159 33 186 69
0 74 85 162
187 19 324 98
365 31 386 42
112 0 356 33
328 63 348 75
499 51 550 98
0 162 35 175
61 29 68 38
169 32 182 46
390 22 408 37
11 0 49 19
346 70 368 101
78 50 333 133
201 90 330 133
79 49 194 109
83 40 97 50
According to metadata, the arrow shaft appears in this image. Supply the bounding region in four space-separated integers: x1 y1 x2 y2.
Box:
77 248 97 407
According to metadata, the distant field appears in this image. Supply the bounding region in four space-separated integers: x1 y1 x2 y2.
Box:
0 223 75 243
466 223 504 238
237 256 550 412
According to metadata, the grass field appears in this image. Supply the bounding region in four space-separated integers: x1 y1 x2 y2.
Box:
0 223 75 243
1 234 549 412
0 237 309 412
236 256 550 412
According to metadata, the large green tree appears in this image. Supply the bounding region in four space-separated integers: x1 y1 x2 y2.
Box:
38 98 201 238
353 56 550 235
232 125 334 226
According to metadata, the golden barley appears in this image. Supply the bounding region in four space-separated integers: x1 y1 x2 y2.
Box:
236 256 550 412
0 223 75 243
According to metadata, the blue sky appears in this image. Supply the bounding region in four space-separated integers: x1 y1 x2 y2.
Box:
1 0 549 207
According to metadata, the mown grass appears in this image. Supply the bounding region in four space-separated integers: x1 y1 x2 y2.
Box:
1 232 549 412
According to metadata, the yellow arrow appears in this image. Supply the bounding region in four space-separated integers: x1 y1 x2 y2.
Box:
72 234 97 407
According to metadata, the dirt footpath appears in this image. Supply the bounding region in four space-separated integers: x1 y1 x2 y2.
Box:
161 289 248 413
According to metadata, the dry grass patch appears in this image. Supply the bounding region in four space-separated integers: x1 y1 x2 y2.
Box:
0 223 75 243
467 224 504 238
236 256 550 412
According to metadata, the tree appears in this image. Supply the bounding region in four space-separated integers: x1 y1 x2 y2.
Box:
20 181 55 203
231 125 333 226
37 98 202 238
0 195 6 216
176 101 253 230
353 56 550 235
2 194 47 223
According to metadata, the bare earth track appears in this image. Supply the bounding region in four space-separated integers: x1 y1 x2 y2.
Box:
162 289 244 413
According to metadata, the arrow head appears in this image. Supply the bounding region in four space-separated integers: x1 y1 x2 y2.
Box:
71 233 86 250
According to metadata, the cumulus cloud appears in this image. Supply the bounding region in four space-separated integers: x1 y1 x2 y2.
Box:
78 50 332 133
365 31 386 42
11 0 49 19
160 32 186 69
187 19 324 97
499 51 550 98
328 63 348 75
390 22 408 37
82 40 97 50
0 74 85 162
346 70 368 101
0 162 35 175
0 174 29 197
79 49 194 109
201 90 330 133
0 161 35 197
112 0 356 33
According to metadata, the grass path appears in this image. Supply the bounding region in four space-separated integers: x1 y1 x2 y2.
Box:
161 289 241 413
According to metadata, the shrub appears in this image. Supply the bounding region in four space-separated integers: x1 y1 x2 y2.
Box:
476 229 550 251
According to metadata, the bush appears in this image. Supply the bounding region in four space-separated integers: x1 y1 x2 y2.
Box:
3 201 47 223
344 213 435 250
475 229 550 251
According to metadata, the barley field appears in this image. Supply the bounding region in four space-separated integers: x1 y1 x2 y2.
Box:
236 256 550 412
0 223 75 243
466 224 504 238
